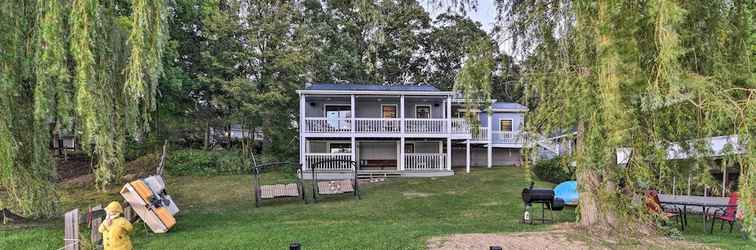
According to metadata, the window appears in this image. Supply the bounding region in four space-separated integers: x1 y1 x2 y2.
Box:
404 143 415 153
499 119 513 132
382 105 397 118
328 143 352 153
416 105 431 119
325 105 351 129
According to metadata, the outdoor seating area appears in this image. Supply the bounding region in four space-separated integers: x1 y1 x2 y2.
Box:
658 192 742 235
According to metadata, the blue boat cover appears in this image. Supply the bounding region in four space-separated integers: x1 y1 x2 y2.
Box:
553 181 578 205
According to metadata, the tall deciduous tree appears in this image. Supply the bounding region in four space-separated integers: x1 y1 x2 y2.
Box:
501 0 754 236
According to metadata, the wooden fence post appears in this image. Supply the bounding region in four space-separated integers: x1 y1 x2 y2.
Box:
64 209 80 250
89 205 104 249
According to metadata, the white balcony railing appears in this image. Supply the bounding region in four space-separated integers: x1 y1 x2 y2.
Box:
405 119 447 134
471 127 488 141
304 118 351 133
355 118 401 133
304 153 353 170
450 118 470 134
492 131 526 144
405 153 447 170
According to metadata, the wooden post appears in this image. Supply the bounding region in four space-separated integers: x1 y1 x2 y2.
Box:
90 208 103 249
64 209 80 250
157 140 168 177
400 137 405 171
299 94 306 170
446 138 452 170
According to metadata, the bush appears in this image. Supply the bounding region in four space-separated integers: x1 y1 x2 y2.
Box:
167 149 248 176
532 156 574 184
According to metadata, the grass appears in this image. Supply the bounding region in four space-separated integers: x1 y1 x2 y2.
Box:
2 167 754 249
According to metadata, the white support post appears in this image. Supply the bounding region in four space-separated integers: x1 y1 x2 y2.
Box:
446 96 452 133
446 138 452 170
487 111 493 168
465 140 471 173
438 141 443 168
351 137 356 170
299 94 306 170
722 162 727 196
400 137 405 171
396 141 401 170
400 95 405 134
350 94 356 133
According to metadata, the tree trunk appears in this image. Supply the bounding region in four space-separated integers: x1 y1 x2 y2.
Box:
203 120 210 150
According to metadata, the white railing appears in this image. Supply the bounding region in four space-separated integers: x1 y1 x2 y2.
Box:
451 118 470 134
471 127 488 141
304 118 351 133
305 153 353 171
492 131 526 144
404 153 446 170
405 119 447 134
355 118 401 133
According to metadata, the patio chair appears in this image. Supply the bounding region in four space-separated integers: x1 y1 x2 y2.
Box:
251 161 306 207
644 190 681 226
310 159 360 202
712 192 738 233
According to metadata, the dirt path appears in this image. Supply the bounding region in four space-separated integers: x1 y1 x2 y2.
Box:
427 225 716 250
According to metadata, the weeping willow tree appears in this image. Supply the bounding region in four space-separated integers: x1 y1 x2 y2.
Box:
501 0 754 236
0 0 168 217
454 38 495 131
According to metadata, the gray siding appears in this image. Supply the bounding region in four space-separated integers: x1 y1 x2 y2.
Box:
358 141 397 160
404 99 444 118
479 112 525 132
409 141 442 153
452 147 521 167
356 99 399 118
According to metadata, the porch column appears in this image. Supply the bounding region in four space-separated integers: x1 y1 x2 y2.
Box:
722 161 727 196
438 141 443 169
400 137 405 171
351 137 356 170
466 140 471 173
350 94 356 133
446 96 452 133
400 95 405 134
446 138 452 170
299 94 306 169
487 111 493 168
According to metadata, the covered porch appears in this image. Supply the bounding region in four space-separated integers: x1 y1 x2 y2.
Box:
301 139 453 178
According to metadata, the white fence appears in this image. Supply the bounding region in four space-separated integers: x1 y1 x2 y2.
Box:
355 118 401 133
305 153 353 170
405 119 447 134
404 153 446 170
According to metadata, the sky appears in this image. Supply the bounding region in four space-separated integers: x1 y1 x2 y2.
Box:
421 0 499 33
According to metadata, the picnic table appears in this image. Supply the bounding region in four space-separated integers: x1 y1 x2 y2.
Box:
659 194 736 233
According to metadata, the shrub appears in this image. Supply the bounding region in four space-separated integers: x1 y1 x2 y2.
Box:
167 149 248 176
532 156 574 184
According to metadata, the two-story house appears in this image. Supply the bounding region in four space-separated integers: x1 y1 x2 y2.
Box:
297 83 527 179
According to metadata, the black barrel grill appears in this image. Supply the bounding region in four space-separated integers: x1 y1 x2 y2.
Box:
520 182 564 224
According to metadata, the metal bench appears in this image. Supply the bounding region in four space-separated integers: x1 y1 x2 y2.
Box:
251 161 306 207
311 159 360 202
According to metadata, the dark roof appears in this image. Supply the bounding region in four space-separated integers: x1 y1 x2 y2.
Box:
304 83 441 92
492 102 527 110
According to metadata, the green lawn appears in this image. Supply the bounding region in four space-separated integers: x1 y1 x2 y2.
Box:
1 167 754 249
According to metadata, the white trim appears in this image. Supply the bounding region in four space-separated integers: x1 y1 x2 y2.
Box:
414 104 432 119
297 90 454 96
491 108 528 112
381 104 398 118
499 119 514 132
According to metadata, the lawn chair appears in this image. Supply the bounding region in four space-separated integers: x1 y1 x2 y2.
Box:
251 161 307 207
644 190 681 226
310 159 360 202
712 192 738 233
